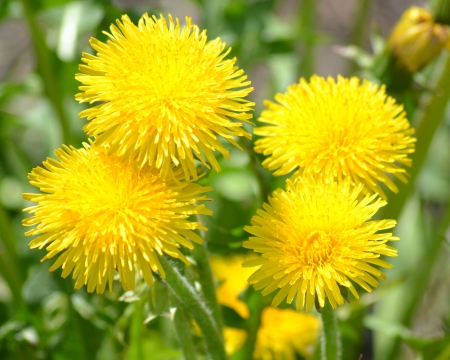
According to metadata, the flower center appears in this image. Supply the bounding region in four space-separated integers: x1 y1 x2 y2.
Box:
63 152 167 242
303 230 333 265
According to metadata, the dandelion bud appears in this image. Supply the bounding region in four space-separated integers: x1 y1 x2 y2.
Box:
388 6 450 72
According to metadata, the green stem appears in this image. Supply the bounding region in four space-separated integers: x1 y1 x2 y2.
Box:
382 53 450 222
234 290 265 360
0 204 24 310
297 0 317 78
159 256 227 360
348 0 371 75
193 215 223 331
201 0 226 38
385 204 450 360
432 0 450 25
0 243 24 310
320 302 341 360
171 293 198 360
130 300 145 360
0 204 19 261
239 138 270 201
20 0 72 145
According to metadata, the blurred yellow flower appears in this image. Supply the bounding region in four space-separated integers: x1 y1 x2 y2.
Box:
23 144 212 293
388 6 450 72
76 13 254 180
193 321 247 355
243 177 398 312
224 327 247 355
211 255 255 318
254 75 415 198
254 307 320 360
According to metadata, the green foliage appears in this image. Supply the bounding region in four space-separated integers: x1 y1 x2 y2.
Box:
1 0 450 359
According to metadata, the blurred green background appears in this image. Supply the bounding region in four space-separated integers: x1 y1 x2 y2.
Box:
1 0 450 359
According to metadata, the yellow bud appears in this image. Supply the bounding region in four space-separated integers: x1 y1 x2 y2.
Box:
388 6 450 72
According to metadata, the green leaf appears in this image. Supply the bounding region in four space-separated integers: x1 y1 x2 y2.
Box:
334 45 374 69
211 171 258 202
22 264 59 305
148 280 169 317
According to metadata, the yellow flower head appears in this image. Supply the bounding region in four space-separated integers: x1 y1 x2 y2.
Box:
254 307 320 360
211 255 255 318
22 144 212 293
254 75 415 198
76 13 254 180
243 177 398 312
388 6 450 72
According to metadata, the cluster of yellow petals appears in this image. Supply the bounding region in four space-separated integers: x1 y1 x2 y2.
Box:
388 6 450 72
244 177 398 311
23 13 257 293
223 308 319 359
211 255 255 319
254 75 415 198
23 144 211 293
76 13 254 180
253 307 320 360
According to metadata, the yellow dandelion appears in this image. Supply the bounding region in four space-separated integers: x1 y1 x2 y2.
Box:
388 6 450 72
210 255 255 319
254 307 320 360
254 75 415 198
22 143 212 293
76 13 254 180
243 177 398 312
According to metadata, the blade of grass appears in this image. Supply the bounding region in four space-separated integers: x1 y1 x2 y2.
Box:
348 0 372 75
19 0 72 145
385 203 450 360
0 203 24 310
0 243 24 310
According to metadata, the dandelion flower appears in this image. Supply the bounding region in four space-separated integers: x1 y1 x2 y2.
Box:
388 6 450 72
243 177 398 311
76 13 254 180
22 144 212 293
254 307 320 360
254 75 415 198
211 255 255 318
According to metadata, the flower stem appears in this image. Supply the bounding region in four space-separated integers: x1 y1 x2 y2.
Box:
432 0 450 25
234 290 265 360
159 256 227 360
348 0 371 75
168 288 198 360
320 302 342 360
130 300 145 360
239 138 271 201
193 215 224 330
382 53 450 221
171 297 198 360
297 0 317 78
